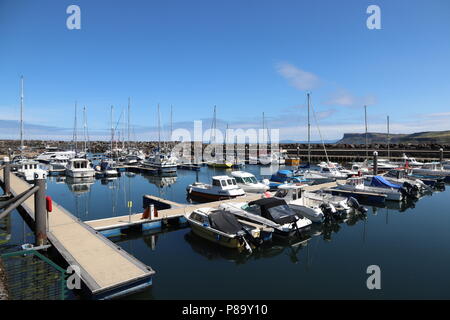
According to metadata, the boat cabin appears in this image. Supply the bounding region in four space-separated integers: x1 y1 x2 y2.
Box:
68 158 91 169
212 176 239 189
231 171 258 184
274 184 305 201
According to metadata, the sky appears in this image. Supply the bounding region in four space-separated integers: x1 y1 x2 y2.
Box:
0 0 449 142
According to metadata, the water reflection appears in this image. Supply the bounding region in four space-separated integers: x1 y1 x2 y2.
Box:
66 177 95 194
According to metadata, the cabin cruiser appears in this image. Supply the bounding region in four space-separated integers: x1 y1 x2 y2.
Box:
367 158 398 171
95 159 119 178
337 176 409 201
65 158 95 178
400 154 424 167
315 162 350 178
187 176 246 201
15 160 48 181
36 150 76 163
186 208 270 252
48 156 70 173
220 198 312 237
143 152 178 173
231 171 269 193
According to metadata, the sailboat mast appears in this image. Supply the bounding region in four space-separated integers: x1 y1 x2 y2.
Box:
110 105 114 156
387 115 390 160
83 106 87 153
170 105 173 142
73 102 78 153
307 92 311 164
365 105 368 158
128 97 131 152
158 104 161 151
20 76 24 153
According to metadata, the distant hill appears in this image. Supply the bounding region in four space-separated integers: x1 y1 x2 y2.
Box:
337 130 450 144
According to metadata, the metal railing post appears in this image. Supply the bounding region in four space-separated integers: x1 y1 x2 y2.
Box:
439 148 444 163
34 172 48 246
3 157 10 195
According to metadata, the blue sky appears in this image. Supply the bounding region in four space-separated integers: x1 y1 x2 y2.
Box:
1 0 449 141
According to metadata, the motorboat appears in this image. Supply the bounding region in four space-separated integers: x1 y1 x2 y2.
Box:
231 171 269 193
400 154 424 167
272 184 327 223
207 160 233 169
264 170 306 190
412 162 450 181
336 176 405 201
364 175 419 199
383 169 430 193
15 160 48 181
314 162 349 179
187 176 246 201
95 159 119 178
65 158 95 178
48 156 69 173
36 150 76 163
186 208 270 252
220 197 311 237
143 152 178 174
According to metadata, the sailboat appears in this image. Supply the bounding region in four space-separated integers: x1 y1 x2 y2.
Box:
143 104 178 174
207 105 233 168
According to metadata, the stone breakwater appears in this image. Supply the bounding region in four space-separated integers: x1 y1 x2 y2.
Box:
0 140 448 161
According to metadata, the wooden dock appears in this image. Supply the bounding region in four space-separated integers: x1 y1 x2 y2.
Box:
0 169 155 300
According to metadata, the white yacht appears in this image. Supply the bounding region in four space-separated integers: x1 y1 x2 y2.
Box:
48 156 70 172
309 162 348 179
95 159 118 178
412 162 450 178
36 150 76 163
65 158 95 178
187 176 245 201
231 171 269 193
15 160 48 181
143 153 178 174
400 154 424 167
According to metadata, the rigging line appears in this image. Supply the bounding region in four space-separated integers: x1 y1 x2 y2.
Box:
310 96 330 163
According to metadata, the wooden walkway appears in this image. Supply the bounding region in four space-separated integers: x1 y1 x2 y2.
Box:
0 169 155 299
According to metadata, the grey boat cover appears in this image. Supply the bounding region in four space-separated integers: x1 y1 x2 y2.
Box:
209 210 243 234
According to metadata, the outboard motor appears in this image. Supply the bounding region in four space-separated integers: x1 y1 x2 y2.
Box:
347 197 368 213
320 203 336 221
402 181 419 199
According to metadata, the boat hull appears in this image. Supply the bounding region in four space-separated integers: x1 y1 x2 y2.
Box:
188 222 244 249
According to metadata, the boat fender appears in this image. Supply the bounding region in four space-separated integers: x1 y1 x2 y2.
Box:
141 207 150 219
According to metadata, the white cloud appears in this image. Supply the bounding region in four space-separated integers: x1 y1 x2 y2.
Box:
275 62 320 91
324 89 377 108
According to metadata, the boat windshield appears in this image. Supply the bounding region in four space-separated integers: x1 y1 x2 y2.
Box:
243 176 257 184
242 204 262 216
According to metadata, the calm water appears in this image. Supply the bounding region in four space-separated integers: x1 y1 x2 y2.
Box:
1 165 450 299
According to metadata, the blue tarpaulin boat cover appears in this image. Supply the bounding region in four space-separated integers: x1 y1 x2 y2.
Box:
370 176 401 189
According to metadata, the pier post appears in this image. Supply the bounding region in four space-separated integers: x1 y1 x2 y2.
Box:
439 148 444 163
3 157 11 196
34 173 48 246
373 151 378 175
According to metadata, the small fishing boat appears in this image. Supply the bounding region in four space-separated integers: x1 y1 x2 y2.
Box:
412 162 450 182
220 198 311 237
337 176 405 201
383 169 430 193
314 162 349 179
187 176 245 201
48 155 69 173
231 171 269 193
399 154 424 167
207 161 233 169
265 170 306 190
186 208 268 252
143 152 178 173
65 158 95 178
95 159 119 178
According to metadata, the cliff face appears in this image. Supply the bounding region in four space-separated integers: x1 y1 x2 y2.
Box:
337 131 450 145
